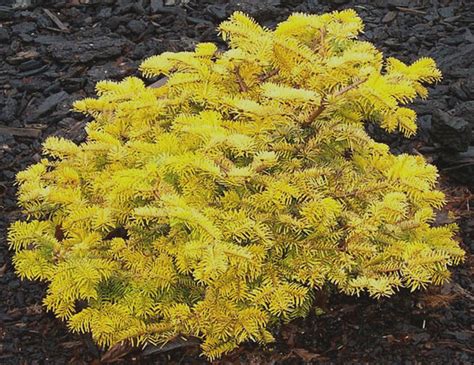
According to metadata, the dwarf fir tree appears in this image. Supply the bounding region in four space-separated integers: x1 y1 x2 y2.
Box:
8 10 464 359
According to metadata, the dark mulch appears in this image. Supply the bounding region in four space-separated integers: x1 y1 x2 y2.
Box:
0 0 473 364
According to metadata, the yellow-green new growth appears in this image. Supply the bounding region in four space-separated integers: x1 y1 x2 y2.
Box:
9 10 463 360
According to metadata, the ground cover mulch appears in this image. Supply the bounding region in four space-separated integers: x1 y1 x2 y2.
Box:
0 0 473 363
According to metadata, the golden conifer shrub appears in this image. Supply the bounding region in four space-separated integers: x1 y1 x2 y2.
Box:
9 10 465 359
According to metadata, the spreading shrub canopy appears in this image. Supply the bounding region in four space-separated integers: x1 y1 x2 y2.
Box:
8 10 464 359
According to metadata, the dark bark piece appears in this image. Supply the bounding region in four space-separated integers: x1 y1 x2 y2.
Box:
206 4 227 20
226 0 281 21
382 11 398 23
6 50 40 65
142 337 201 356
127 19 147 35
47 36 129 64
0 6 13 20
431 109 472 152
100 342 133 363
11 22 36 35
0 27 10 42
455 101 474 125
0 125 42 138
43 8 69 32
1 97 18 123
150 0 164 13
386 0 410 9
34 91 69 118
18 59 44 72
440 147 474 188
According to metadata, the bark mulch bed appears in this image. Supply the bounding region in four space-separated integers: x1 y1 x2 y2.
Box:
0 0 473 364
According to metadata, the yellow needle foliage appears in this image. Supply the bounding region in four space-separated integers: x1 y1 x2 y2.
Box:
8 10 464 359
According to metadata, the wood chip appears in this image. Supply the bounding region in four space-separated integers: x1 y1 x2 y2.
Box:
60 340 84 349
382 11 398 23
100 342 133 363
0 263 7 276
292 348 321 361
0 125 42 138
396 7 426 15
142 336 200 356
43 8 69 32
149 77 168 88
7 50 39 64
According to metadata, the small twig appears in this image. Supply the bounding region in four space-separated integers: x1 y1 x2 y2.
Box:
142 337 201 357
100 342 133 363
305 104 326 126
441 161 474 172
43 8 69 32
234 65 249 93
396 7 426 15
317 28 327 56
42 26 68 33
333 78 367 97
259 68 279 82
304 78 367 126
310 28 326 53
333 182 390 199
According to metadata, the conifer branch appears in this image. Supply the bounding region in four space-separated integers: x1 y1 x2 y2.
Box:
333 78 368 97
234 65 249 92
258 68 279 82
305 104 326 126
304 78 368 126
333 182 390 199
311 28 327 56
